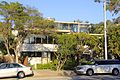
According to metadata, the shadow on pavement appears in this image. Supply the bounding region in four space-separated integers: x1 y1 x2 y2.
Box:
71 73 120 80
62 70 120 80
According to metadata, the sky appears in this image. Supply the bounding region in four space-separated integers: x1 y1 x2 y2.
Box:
1 0 120 23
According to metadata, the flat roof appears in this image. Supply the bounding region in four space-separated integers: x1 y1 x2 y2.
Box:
55 21 91 25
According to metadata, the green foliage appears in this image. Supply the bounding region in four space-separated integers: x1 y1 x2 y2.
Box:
36 63 56 70
91 22 104 34
74 33 101 54
0 1 56 62
52 33 77 71
63 58 77 70
90 16 120 58
56 34 77 55
79 58 93 65
52 33 102 70
113 17 120 24
108 24 120 56
0 41 7 55
95 0 120 14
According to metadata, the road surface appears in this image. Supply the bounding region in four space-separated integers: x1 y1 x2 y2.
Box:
1 75 120 80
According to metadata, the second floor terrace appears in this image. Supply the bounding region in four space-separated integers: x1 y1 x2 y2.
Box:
55 21 91 33
21 34 58 52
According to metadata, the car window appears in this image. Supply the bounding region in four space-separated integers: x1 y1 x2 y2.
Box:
95 60 120 65
9 64 14 68
12 63 22 68
0 64 8 69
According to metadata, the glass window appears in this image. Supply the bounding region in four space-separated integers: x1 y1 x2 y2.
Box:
36 37 42 43
30 37 35 44
57 23 62 29
62 24 68 30
35 52 42 57
0 64 8 69
43 36 47 44
27 52 42 57
48 36 53 44
70 24 78 32
12 63 22 68
9 64 14 68
28 52 35 57
95 60 120 65
42 52 48 58
80 27 88 33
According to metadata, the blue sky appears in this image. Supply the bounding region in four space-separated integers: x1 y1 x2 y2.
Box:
2 0 120 23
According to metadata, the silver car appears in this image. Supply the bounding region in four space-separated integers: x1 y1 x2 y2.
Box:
75 60 120 76
0 63 34 78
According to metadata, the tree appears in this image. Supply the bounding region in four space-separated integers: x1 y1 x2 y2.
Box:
0 1 30 63
90 16 120 59
0 1 13 62
53 33 77 71
75 33 103 60
0 1 56 63
0 40 7 55
95 0 120 14
113 16 120 24
52 32 103 70
108 24 120 58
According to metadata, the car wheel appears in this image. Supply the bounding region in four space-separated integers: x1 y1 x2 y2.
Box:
17 71 25 78
112 69 119 76
86 69 93 76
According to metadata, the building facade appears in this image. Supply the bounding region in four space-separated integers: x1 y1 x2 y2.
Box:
21 21 91 65
55 21 90 33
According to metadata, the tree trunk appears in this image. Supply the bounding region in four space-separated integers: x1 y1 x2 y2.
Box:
56 57 67 71
5 43 13 62
14 48 19 63
15 51 19 63
76 54 80 65
14 38 22 63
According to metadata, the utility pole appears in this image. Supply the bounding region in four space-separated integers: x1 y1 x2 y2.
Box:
104 0 108 60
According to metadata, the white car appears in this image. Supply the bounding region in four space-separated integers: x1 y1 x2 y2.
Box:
0 63 34 78
75 60 120 76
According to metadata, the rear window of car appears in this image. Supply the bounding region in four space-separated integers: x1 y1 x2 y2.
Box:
12 63 22 68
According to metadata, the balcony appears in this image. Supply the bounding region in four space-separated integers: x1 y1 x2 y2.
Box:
21 44 58 52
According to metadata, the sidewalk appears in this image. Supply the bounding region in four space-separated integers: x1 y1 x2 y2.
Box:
33 70 76 77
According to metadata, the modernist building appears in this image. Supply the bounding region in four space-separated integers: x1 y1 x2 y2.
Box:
55 21 90 33
21 21 91 65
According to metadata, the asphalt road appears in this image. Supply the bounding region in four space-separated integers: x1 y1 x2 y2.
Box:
1 75 120 80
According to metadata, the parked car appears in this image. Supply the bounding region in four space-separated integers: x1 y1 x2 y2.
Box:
75 59 120 76
0 63 34 78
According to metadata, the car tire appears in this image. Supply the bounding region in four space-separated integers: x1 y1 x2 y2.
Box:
112 69 119 76
86 69 93 76
17 71 25 78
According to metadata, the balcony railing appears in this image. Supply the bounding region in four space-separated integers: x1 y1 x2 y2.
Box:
21 44 58 52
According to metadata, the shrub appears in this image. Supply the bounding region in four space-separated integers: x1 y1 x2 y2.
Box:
63 59 77 70
79 58 92 65
37 62 56 70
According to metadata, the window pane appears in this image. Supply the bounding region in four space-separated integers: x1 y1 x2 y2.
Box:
0 64 7 69
9 64 14 68
13 63 22 68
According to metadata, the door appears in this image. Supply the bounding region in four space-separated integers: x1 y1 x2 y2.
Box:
95 61 110 73
0 63 16 77
0 63 18 77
